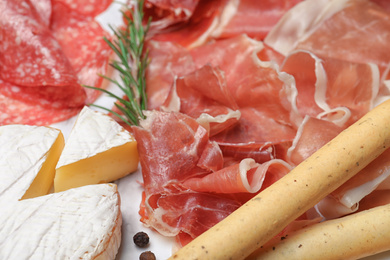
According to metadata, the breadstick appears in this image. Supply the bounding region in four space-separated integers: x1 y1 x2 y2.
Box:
248 203 390 260
169 99 390 260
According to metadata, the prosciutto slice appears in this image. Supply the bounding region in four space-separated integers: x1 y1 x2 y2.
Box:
183 158 291 193
162 64 240 136
287 116 390 219
145 41 196 110
142 0 200 32
281 50 380 127
132 110 292 246
149 0 230 48
265 0 390 79
189 35 297 161
214 0 303 40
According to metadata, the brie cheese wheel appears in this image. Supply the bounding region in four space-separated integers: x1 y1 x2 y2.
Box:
54 106 139 192
0 183 121 260
0 125 64 203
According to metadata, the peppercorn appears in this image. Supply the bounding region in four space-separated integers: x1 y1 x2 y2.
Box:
133 231 150 248
139 251 156 260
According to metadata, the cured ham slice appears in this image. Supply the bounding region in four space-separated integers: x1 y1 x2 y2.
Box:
357 190 390 212
0 0 86 109
286 116 344 166
133 111 224 194
183 158 291 194
51 2 112 103
142 0 200 32
265 0 390 79
145 41 196 110
214 0 302 40
189 35 297 161
132 110 293 246
154 192 242 246
287 116 390 219
163 65 240 136
281 50 380 127
150 0 229 48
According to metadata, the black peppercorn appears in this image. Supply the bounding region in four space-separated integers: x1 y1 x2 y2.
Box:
133 231 150 248
139 251 156 260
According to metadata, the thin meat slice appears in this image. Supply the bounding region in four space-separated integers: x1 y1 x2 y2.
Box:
0 90 79 125
132 111 224 195
281 51 380 127
132 111 232 242
213 106 296 162
357 190 390 212
190 35 297 161
52 0 113 17
132 110 293 246
214 0 303 40
183 158 291 194
142 0 200 32
265 0 390 79
149 192 242 246
146 41 196 110
150 0 229 48
163 65 240 136
51 2 112 103
0 0 86 108
257 43 286 67
30 0 52 26
286 116 390 219
287 116 344 166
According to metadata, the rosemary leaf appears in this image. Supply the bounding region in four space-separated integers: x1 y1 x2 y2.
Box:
84 0 150 126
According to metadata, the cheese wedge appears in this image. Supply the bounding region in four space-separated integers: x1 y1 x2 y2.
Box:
54 106 139 192
0 125 64 203
0 183 121 260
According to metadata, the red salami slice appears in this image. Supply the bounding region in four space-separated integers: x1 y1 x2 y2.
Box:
0 90 80 125
52 0 113 17
30 0 52 26
51 2 112 103
0 0 86 108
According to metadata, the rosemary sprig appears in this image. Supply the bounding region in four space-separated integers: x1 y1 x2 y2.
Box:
84 0 151 126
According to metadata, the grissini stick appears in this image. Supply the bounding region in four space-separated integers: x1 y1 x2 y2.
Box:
248 203 390 260
169 99 390 260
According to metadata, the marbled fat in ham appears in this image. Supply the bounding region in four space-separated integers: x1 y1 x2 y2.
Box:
133 0 390 245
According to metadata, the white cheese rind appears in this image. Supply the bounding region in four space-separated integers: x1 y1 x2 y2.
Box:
0 184 121 260
0 125 61 203
57 106 134 168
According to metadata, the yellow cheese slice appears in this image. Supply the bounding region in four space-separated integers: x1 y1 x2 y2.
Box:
54 106 139 192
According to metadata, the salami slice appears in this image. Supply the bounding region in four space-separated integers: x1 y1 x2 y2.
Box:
52 0 113 17
30 0 52 26
0 90 80 126
51 2 112 103
0 0 86 108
